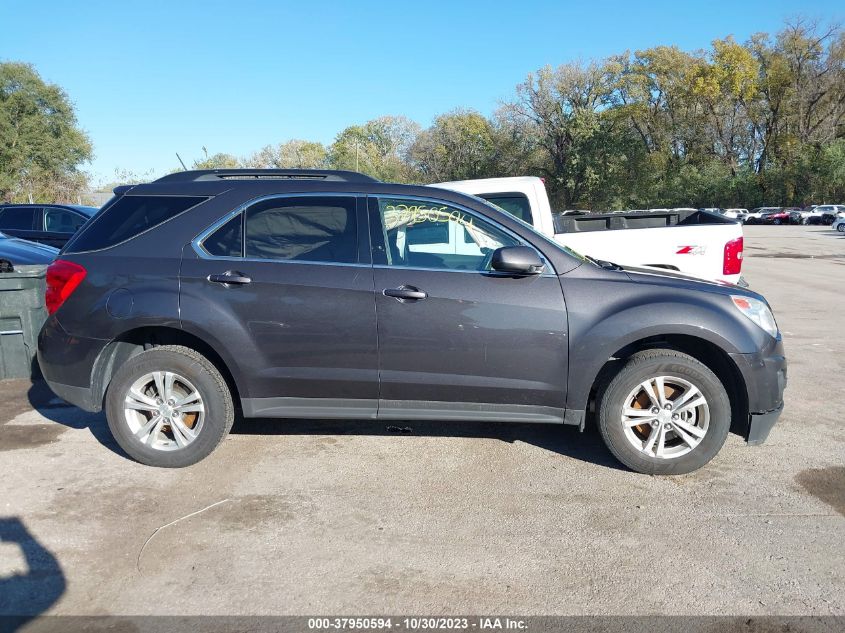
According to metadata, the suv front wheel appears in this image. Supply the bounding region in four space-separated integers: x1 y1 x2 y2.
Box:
597 350 731 475
105 345 234 467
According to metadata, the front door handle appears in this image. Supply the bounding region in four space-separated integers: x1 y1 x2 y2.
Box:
383 285 427 301
207 271 252 286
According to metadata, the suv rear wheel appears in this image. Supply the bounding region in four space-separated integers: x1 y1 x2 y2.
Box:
597 350 731 475
105 345 234 467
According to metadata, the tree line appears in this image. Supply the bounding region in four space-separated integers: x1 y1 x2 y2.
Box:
2 18 843 210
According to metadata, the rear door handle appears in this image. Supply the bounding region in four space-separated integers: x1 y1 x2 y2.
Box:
207 271 252 286
383 285 427 301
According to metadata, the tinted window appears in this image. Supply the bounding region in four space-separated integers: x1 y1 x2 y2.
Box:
44 208 87 233
203 214 243 257
373 197 521 271
67 196 206 252
0 207 37 230
480 193 533 224
244 196 357 263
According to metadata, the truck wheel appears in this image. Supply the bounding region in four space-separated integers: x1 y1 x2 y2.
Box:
596 350 731 475
838 224 845 233
105 345 234 468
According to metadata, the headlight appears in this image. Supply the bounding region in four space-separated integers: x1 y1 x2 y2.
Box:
731 295 778 338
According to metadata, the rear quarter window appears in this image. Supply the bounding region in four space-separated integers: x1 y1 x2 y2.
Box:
65 195 207 252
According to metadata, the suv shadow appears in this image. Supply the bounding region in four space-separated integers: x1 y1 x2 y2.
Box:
231 414 626 471
25 379 126 457
23 377 623 471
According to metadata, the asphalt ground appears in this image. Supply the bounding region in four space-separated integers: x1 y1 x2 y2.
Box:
0 224 842 622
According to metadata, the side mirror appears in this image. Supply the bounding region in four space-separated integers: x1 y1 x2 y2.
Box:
491 246 545 275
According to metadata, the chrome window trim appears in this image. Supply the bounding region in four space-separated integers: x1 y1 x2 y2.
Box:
368 193 557 276
192 192 363 266
372 264 557 279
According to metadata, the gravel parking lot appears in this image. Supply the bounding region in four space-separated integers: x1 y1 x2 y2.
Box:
1 225 843 619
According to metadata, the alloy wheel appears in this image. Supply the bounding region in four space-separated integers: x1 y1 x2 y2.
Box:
123 371 206 451
620 375 710 460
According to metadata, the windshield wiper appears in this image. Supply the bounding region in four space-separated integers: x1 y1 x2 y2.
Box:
586 255 623 270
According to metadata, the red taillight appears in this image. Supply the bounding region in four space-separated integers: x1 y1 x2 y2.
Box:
45 260 87 314
723 236 743 276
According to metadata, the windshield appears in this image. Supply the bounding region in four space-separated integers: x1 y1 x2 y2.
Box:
469 194 589 263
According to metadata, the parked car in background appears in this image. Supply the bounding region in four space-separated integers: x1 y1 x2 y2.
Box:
702 208 748 222
763 210 791 225
38 169 785 474
724 208 749 222
800 205 845 225
0 230 59 266
0 204 98 247
745 207 781 224
434 177 745 284
832 216 845 232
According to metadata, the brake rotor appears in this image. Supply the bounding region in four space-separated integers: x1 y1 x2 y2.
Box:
630 383 682 437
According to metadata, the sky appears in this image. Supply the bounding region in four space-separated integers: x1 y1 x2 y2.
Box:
1 0 842 184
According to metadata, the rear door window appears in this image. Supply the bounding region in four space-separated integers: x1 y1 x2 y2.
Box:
66 196 207 252
0 207 38 230
243 196 358 263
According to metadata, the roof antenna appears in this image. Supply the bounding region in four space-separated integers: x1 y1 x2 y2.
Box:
176 152 188 171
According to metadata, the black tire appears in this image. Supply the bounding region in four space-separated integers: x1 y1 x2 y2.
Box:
838 224 845 233
105 345 234 467
773 219 782 225
596 350 731 475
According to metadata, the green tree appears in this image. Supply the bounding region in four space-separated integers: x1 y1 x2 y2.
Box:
410 109 497 182
245 139 328 168
503 61 638 208
328 115 419 182
0 62 92 202
192 148 240 169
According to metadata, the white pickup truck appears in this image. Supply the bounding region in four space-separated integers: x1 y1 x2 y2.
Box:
432 176 745 284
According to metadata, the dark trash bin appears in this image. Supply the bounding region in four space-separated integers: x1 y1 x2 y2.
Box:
0 265 48 380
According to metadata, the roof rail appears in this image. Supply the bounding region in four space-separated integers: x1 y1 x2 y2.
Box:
154 169 380 184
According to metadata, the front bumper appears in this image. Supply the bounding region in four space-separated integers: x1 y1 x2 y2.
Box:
747 403 784 445
730 337 787 444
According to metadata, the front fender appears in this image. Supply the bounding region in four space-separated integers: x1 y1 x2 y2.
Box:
562 268 766 412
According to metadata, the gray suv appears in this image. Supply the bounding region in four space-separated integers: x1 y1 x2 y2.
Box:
37 170 786 473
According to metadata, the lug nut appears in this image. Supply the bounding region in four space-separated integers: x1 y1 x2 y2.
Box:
651 407 659 414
